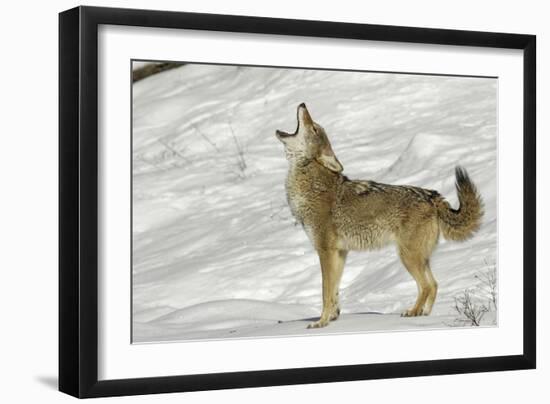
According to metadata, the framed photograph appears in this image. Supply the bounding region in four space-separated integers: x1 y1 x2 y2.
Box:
59 6 536 398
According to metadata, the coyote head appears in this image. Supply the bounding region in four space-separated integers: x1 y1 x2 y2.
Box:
276 103 343 173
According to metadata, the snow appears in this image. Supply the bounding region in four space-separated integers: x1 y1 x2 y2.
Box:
131 62 497 343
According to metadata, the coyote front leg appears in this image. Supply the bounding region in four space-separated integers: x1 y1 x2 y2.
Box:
308 249 347 329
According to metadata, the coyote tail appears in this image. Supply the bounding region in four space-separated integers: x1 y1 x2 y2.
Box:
437 166 484 241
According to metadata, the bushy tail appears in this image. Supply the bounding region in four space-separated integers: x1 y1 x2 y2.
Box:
437 166 484 241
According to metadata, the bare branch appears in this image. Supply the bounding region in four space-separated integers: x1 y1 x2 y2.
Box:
193 124 221 153
132 62 185 82
452 289 490 326
475 261 497 310
157 138 191 164
228 123 247 179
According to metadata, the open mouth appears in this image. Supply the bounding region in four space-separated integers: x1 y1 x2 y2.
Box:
275 129 297 139
276 103 306 139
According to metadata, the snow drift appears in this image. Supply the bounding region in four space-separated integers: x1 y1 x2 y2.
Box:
132 63 497 343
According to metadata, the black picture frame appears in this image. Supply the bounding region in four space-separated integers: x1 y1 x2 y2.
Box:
59 5 536 398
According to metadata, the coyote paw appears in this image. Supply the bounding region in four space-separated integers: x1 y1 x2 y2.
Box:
401 307 425 317
307 319 329 329
329 307 341 321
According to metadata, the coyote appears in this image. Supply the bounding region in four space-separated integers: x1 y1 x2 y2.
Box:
276 103 483 328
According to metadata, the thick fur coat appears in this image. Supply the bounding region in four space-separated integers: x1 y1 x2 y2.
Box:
276 103 483 328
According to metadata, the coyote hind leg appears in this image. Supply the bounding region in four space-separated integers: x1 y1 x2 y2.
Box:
398 218 439 317
399 248 430 317
423 261 438 315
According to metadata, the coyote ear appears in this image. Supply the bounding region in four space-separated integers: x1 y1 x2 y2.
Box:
316 148 343 173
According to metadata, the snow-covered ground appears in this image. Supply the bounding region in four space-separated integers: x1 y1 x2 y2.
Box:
132 62 497 343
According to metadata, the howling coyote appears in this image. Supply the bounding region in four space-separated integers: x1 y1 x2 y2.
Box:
276 103 483 328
